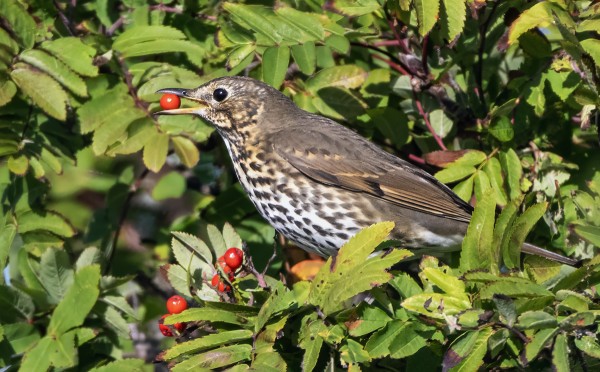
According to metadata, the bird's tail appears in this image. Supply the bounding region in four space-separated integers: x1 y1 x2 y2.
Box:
522 242 579 266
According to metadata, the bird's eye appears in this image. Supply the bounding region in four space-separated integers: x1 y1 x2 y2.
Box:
213 88 228 102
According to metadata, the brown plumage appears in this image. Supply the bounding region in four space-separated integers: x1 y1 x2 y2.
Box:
156 76 576 265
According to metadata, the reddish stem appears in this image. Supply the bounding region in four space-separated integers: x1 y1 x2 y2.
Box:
414 92 448 150
408 153 426 164
372 54 410 76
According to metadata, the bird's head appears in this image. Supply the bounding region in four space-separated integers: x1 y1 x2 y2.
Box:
156 76 295 137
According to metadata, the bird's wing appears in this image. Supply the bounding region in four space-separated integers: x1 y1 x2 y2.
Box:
271 121 473 223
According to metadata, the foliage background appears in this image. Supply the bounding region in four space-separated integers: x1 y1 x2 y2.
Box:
1 0 600 371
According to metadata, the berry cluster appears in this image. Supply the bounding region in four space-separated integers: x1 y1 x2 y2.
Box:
158 295 188 337
211 248 244 293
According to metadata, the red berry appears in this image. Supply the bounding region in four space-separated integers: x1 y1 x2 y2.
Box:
160 93 181 110
174 321 186 332
159 314 173 337
166 295 188 314
217 281 231 292
211 274 219 287
224 248 243 270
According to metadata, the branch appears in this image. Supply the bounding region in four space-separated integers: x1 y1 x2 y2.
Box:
371 54 411 76
413 91 448 150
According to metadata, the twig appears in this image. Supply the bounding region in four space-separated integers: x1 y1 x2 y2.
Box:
413 91 448 150
371 54 411 76
107 16 125 36
117 57 149 112
351 42 412 74
53 0 75 36
408 153 426 165
104 168 150 274
242 242 269 289
421 35 430 77
371 40 402 47
261 233 279 277
150 4 183 14
384 9 411 54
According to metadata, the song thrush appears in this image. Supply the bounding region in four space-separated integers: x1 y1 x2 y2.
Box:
156 76 575 266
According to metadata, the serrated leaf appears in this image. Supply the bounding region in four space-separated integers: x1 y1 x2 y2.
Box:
508 2 552 45
39 248 74 304
48 265 100 336
422 267 466 298
19 49 88 97
429 109 454 138
113 25 186 50
166 264 192 297
506 203 547 268
11 65 67 121
201 224 228 259
572 223 600 246
581 38 600 67
489 116 514 142
227 44 256 70
0 221 17 272
102 295 137 320
291 42 316 75
313 87 366 120
435 165 477 184
574 336 600 358
262 46 290 89
275 8 325 40
368 107 409 148
223 3 282 45
75 247 102 270
166 307 249 326
119 39 204 59
172 231 215 264
441 0 466 40
0 0 37 48
414 0 440 36
161 329 253 361
8 154 28 175
479 281 553 299
453 176 474 202
88 359 145 372
306 65 367 93
299 317 326 372
101 304 130 338
524 328 556 363
551 333 569 372
39 147 62 175
483 157 508 206
222 223 243 251
308 222 411 315
443 328 493 372
40 37 98 77
143 130 169 172
500 149 522 200
0 78 17 107
0 285 35 322
494 198 521 267
333 0 381 16
172 344 252 371
17 210 76 237
401 293 471 319
256 282 296 332
517 311 557 329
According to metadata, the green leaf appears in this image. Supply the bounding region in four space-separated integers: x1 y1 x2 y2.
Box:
479 281 553 299
308 222 411 315
113 25 186 50
414 0 440 36
443 328 493 372
460 189 495 272
489 116 514 142
143 130 169 172
453 176 474 202
39 248 74 304
573 223 600 246
48 265 101 336
291 42 316 75
338 303 391 337
483 157 508 206
306 65 367 93
435 165 477 184
0 78 17 107
40 37 98 77
333 0 381 16
171 344 252 371
275 8 325 40
118 39 204 59
440 0 466 40
299 317 326 372
313 87 366 120
581 39 600 67
0 221 17 273
574 336 600 359
8 154 28 175
223 3 282 45
166 264 193 298
171 233 213 275
517 311 557 330
102 295 137 320
325 34 350 54
152 172 186 201
340 338 370 364
401 293 470 319
0 285 35 322
524 328 556 363
166 307 250 326
10 64 67 121
0 0 37 48
493 198 521 268
222 223 243 251
17 210 76 237
499 149 523 200
88 359 146 372
508 2 552 45
200 224 228 259
505 203 547 269
227 44 256 70
19 49 88 97
256 282 296 332
368 107 409 147
161 330 253 361
429 109 454 138
262 46 290 89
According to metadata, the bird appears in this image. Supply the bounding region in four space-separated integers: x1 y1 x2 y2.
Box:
156 76 576 266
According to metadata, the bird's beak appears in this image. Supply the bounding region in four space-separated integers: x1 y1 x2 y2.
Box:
154 88 207 115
